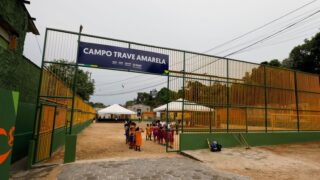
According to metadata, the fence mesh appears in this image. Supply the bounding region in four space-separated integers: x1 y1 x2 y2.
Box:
36 28 320 156
35 64 95 163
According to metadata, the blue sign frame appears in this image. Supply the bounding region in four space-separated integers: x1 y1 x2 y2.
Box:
78 42 169 75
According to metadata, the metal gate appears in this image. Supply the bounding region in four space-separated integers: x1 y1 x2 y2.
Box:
34 27 320 161
34 104 56 163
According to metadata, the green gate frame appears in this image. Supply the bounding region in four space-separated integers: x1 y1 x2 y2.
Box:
32 26 178 164
32 26 320 164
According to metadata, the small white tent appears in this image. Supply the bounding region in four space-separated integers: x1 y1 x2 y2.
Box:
98 104 136 118
153 98 213 112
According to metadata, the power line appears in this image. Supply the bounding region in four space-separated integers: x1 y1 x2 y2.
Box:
96 74 144 86
121 10 320 95
224 10 320 57
188 10 320 74
93 3 320 96
214 14 320 56
94 1 318 88
93 80 167 96
203 0 318 54
235 30 320 55
96 75 166 92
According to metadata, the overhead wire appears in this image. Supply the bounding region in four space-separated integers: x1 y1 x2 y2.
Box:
214 12 320 56
201 0 318 54
224 10 320 57
235 30 319 55
94 0 318 90
93 2 320 96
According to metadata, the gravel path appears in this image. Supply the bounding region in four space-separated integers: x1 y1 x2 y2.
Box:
58 157 247 180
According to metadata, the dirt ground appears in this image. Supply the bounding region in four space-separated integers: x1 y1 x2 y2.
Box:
48 122 178 163
184 141 320 180
46 122 320 179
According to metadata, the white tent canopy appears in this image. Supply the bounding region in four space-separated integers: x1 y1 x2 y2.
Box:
98 104 136 118
153 98 213 112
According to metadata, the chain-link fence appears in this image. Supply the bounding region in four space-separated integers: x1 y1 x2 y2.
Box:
37 28 320 155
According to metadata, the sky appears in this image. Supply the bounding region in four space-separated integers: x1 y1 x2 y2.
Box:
23 0 320 105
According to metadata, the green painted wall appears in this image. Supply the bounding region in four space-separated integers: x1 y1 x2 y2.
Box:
51 127 66 153
0 0 41 163
180 132 320 151
51 120 93 156
11 102 36 162
72 120 93 135
0 89 19 180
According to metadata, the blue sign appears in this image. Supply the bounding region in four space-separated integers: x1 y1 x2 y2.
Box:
78 42 169 75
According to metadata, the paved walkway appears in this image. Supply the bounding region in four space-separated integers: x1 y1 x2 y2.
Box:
57 157 247 180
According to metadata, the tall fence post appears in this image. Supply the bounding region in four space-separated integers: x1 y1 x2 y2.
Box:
50 106 57 156
226 58 229 132
33 29 48 139
294 71 300 132
209 76 212 133
33 105 43 164
264 65 268 133
166 71 169 152
245 107 248 133
69 25 83 135
182 52 186 133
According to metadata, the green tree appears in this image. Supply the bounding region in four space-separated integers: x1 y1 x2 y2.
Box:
261 59 281 67
47 60 95 101
125 100 135 107
284 33 320 73
124 87 180 108
89 102 106 108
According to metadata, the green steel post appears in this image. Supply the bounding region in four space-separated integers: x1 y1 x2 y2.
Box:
166 72 169 152
33 105 43 164
245 108 248 133
182 52 186 133
264 65 268 132
209 76 212 133
33 29 48 138
226 59 229 132
50 106 57 156
294 71 300 132
69 25 83 135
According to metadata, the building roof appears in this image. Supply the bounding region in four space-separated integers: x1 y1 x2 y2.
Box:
98 104 136 115
153 98 213 112
21 1 39 35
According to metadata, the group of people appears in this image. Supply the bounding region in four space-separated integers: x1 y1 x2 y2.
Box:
124 121 143 151
145 121 175 148
124 120 176 151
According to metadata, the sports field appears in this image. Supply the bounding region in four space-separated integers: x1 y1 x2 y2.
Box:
48 122 178 163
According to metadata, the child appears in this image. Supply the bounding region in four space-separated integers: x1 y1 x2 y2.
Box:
124 123 129 144
146 124 150 141
168 124 175 148
129 122 136 149
162 126 167 145
153 124 158 142
159 126 163 144
135 127 142 151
